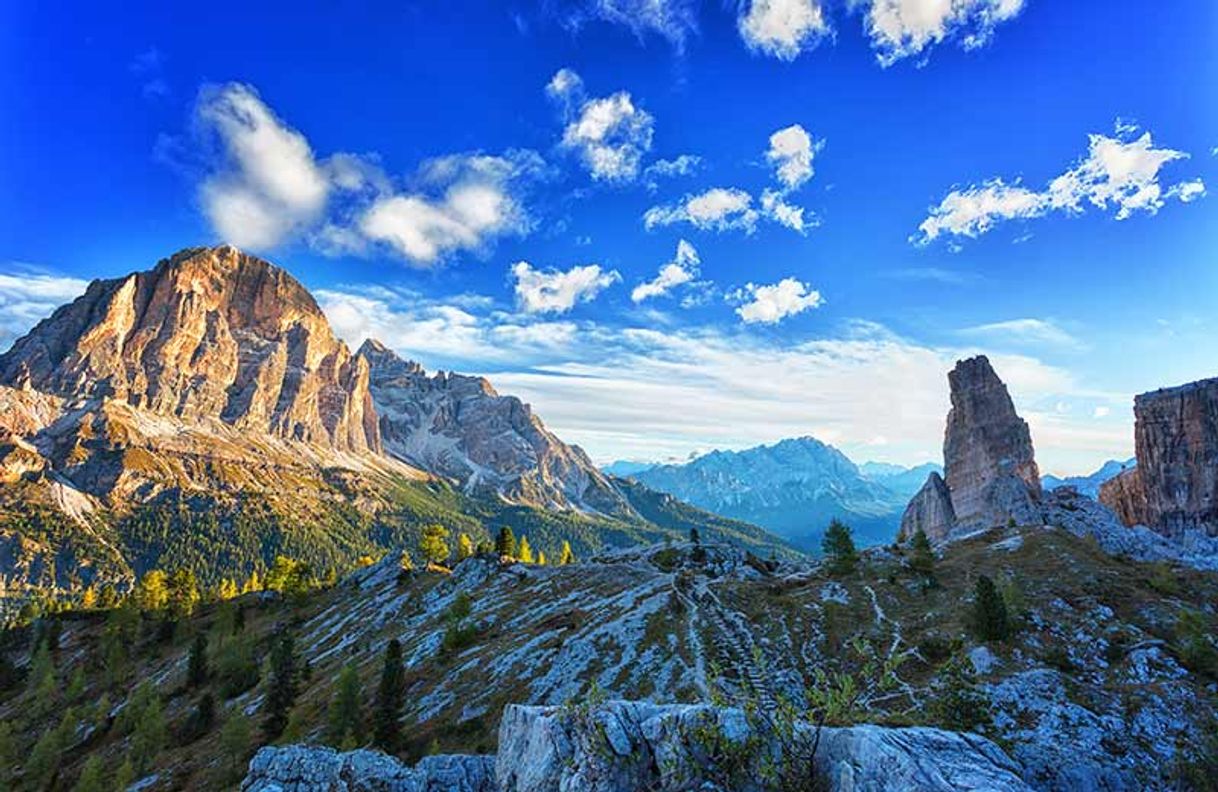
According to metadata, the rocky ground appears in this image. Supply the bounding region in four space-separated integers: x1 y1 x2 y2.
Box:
2 522 1213 790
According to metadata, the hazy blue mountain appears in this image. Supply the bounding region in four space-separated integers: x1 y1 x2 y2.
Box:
632 437 909 551
859 461 945 499
1042 458 1137 498
601 460 658 477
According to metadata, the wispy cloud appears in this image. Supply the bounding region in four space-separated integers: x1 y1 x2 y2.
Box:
0 269 90 348
631 239 701 303
960 318 1086 351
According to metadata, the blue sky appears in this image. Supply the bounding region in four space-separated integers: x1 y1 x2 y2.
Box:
2 0 1216 475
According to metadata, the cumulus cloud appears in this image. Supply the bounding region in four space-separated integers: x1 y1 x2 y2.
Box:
917 124 1205 244
865 0 1026 66
731 277 824 324
359 152 540 264
549 68 655 182
643 187 760 232
512 261 621 314
766 124 818 190
738 0 829 61
0 270 90 346
631 239 701 303
760 189 812 233
195 83 331 249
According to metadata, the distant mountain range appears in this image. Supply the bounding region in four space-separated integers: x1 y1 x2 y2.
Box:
1042 458 1136 498
0 246 792 602
624 437 935 550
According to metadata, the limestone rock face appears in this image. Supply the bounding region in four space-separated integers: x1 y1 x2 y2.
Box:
243 701 1031 792
943 356 1041 529
358 339 632 516
898 471 955 542
1100 378 1218 538
0 246 380 454
900 356 1042 542
241 745 495 791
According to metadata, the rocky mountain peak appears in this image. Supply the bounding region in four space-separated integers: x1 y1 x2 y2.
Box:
901 355 1042 541
357 341 633 516
1100 376 1218 538
0 245 380 453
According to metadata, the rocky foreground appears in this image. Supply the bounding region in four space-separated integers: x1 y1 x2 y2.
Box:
243 700 1031 791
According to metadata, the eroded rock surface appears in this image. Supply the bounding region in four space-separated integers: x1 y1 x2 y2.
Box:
358 339 632 516
244 701 1031 792
901 356 1042 542
0 246 380 454
1100 378 1218 538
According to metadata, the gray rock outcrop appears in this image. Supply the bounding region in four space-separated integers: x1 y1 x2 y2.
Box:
1099 377 1218 538
244 700 1031 792
901 356 1042 542
357 339 633 516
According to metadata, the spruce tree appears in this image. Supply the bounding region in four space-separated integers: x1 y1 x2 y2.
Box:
168 568 200 619
689 527 700 544
262 631 299 742
419 524 451 565
0 720 14 788
495 527 516 559
822 519 859 576
327 661 364 748
970 575 1010 641
559 541 575 565
909 528 935 578
221 712 252 777
517 536 535 564
131 692 165 772
456 533 475 561
73 754 105 792
373 638 405 751
187 632 209 688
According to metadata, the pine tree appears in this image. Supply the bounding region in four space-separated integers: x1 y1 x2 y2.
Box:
327 661 364 748
136 569 169 612
73 754 105 792
131 690 165 772
909 528 935 578
537 551 547 566
27 725 62 790
373 638 405 751
262 631 299 741
218 578 239 600
822 519 859 576
420 524 451 565
242 569 263 594
689 527 700 544
221 712 252 777
456 533 475 561
113 757 136 791
169 568 200 619
191 692 216 738
518 536 535 564
559 541 575 565
29 638 57 716
187 632 209 688
495 527 516 559
97 584 119 609
970 575 1010 642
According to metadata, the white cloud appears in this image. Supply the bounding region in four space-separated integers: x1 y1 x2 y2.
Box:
917 124 1205 244
731 277 824 324
760 189 812 233
631 239 700 303
738 0 829 61
644 187 759 232
575 0 700 50
1093 406 1111 418
865 0 1026 66
0 271 90 346
359 152 537 265
195 83 331 249
961 318 1085 351
550 69 655 182
512 261 621 314
766 124 818 190
644 155 702 190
